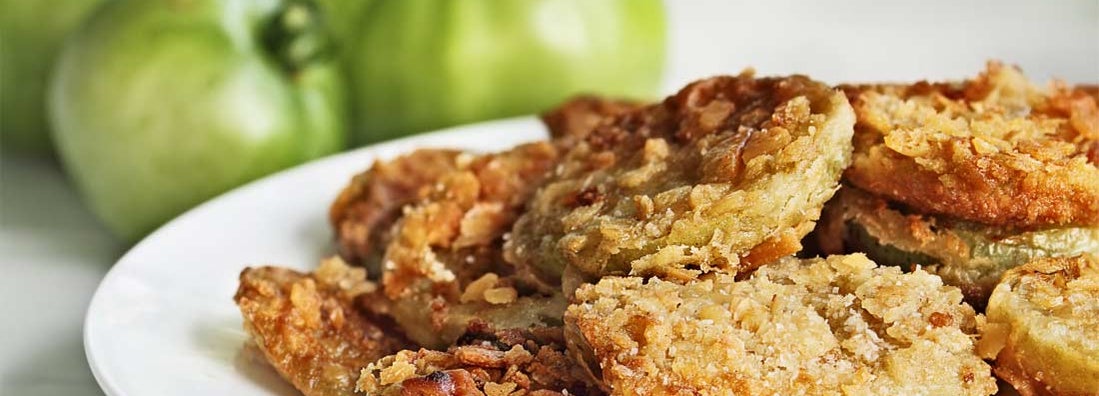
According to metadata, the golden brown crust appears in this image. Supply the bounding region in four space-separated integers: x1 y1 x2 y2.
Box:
844 62 1099 228
329 149 463 271
379 142 567 348
347 97 629 349
540 95 644 147
509 72 855 285
1080 84 1099 98
234 258 410 396
566 254 997 396
356 326 599 395
329 97 640 274
982 255 1099 395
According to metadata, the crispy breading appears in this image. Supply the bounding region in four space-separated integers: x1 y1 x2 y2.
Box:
844 62 1099 228
234 257 410 396
329 97 641 275
330 149 463 272
1081 84 1099 97
380 142 567 349
820 187 1099 307
979 255 1099 396
565 254 997 396
508 72 855 285
541 95 643 146
341 97 635 349
357 325 598 396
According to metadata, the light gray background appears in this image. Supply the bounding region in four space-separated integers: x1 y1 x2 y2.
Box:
2 1 1096 394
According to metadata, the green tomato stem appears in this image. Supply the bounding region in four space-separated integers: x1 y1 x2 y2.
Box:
261 0 332 73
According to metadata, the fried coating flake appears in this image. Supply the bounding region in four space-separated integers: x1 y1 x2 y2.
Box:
844 62 1099 228
380 142 567 349
541 95 643 146
330 149 463 271
821 187 1099 306
508 71 856 284
979 255 1099 396
565 254 997 396
234 257 410 396
356 325 598 396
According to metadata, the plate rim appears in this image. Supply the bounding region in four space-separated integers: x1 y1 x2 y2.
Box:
83 116 543 396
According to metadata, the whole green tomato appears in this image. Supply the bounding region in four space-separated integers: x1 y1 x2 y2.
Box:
50 0 347 242
347 0 666 143
0 0 103 155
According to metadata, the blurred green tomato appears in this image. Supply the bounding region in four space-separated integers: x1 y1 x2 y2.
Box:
313 0 371 46
348 0 666 143
50 0 347 242
0 0 102 155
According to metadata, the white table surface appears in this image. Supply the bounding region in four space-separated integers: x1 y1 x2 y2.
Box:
1 1 1095 395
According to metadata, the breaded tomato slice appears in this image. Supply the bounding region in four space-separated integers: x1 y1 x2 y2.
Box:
565 254 997 396
818 187 1099 307
509 71 855 284
844 62 1099 228
980 255 1099 396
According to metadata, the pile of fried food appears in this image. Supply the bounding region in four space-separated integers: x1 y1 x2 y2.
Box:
235 62 1099 396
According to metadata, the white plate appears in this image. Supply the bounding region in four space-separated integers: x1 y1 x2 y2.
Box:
84 117 547 396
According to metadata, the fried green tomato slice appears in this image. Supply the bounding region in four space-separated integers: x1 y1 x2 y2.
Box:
844 62 1099 228
234 257 411 396
978 255 1099 396
565 254 997 396
508 71 856 284
379 142 567 349
356 325 598 396
821 187 1099 307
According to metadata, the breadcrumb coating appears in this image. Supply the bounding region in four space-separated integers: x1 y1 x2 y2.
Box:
330 96 640 275
565 254 997 395
541 95 643 147
509 71 855 285
246 68 1099 396
330 149 463 272
380 142 566 348
234 258 410 396
357 325 598 395
980 255 1099 395
844 62 1099 228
